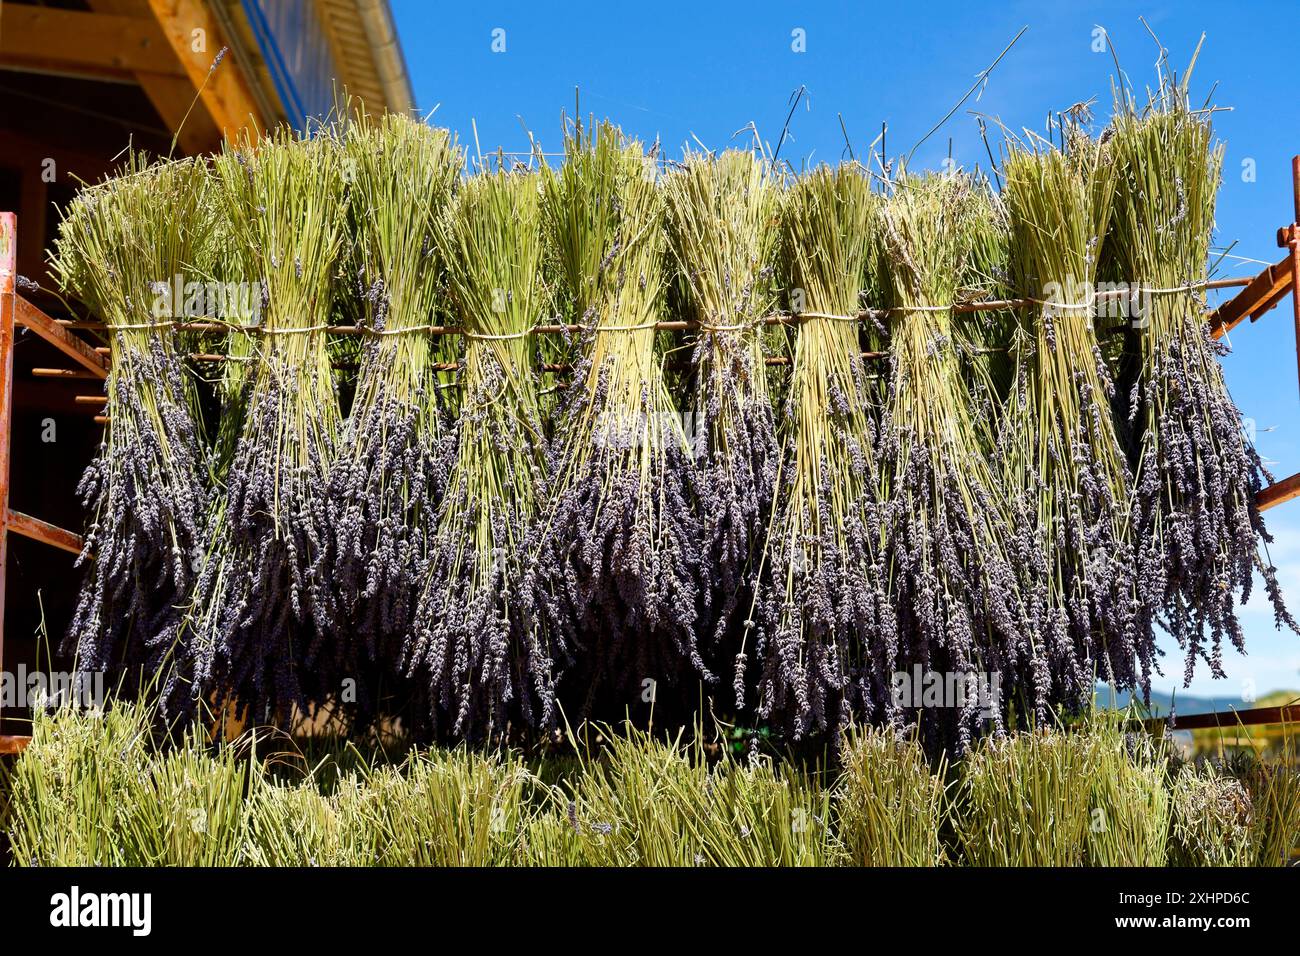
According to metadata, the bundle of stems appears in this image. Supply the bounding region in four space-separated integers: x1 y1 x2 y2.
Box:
955 728 1094 866
345 749 533 865
327 114 461 726
875 171 1024 747
1167 761 1254 866
407 168 553 740
53 156 214 711
8 696 247 866
530 121 704 712
191 129 346 721
1081 713 1170 866
662 150 780 701
1104 76 1294 685
6 685 158 865
540 723 844 866
116 730 250 866
1226 744 1300 866
748 164 890 738
834 725 948 866
1000 138 1140 711
244 779 358 866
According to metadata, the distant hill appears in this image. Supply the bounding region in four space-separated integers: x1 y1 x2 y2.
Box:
1095 686 1300 717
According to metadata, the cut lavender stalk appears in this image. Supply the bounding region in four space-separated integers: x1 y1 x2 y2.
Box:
530 121 705 714
875 171 1025 749
662 150 780 705
190 130 346 724
326 114 461 728
1104 75 1296 687
1000 136 1141 712
407 168 553 740
53 157 215 715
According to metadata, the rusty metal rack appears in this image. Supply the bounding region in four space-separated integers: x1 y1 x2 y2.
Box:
1 211 108 754
5 157 1300 754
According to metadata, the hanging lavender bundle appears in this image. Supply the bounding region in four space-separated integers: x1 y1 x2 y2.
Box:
406 169 553 740
876 172 1025 748
748 164 892 738
662 150 780 703
326 115 461 726
1104 79 1295 685
190 131 346 722
530 121 704 713
53 157 214 713
1000 138 1141 712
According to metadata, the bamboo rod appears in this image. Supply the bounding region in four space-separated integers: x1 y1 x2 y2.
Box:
32 367 101 379
55 277 1253 339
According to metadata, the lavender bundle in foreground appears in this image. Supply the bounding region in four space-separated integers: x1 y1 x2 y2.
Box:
407 169 553 739
327 115 461 725
53 157 214 711
748 164 891 738
662 150 780 700
1000 139 1141 711
1104 80 1295 686
531 122 704 712
191 131 346 722
876 172 1024 747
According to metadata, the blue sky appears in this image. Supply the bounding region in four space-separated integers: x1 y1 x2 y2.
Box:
391 0 1300 699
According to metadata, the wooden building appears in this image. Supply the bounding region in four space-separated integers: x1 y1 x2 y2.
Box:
0 0 413 742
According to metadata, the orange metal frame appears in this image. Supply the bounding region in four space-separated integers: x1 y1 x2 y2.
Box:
2 157 1300 752
1 212 104 753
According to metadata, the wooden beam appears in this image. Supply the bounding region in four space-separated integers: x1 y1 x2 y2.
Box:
13 297 109 379
0 735 31 755
1150 703 1300 732
6 509 85 557
145 74 223 154
1258 471 1300 513
0 214 15 739
0 5 184 81
84 0 223 156
1209 254 1294 338
142 0 265 143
